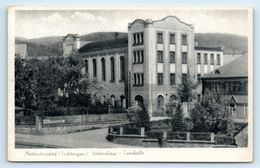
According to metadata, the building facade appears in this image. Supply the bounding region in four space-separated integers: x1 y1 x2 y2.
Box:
201 55 248 123
64 16 224 117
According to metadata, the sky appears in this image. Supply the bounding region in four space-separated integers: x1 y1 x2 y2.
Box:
15 8 250 39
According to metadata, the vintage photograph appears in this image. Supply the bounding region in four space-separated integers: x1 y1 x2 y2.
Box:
8 7 253 162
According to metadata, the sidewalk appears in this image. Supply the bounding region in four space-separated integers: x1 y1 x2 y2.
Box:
15 128 134 148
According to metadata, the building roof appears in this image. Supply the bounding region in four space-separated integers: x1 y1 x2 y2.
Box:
230 95 248 104
78 37 128 53
201 55 248 79
195 46 223 52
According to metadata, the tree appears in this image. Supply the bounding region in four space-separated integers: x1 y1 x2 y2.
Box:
127 105 150 131
177 73 197 103
171 103 185 131
190 89 233 134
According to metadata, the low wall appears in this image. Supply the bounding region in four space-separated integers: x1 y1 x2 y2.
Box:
43 113 127 125
16 113 128 135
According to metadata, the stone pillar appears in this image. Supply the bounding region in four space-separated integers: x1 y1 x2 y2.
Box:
106 55 110 83
35 115 42 134
186 132 191 141
122 98 126 108
210 133 215 142
96 56 101 81
140 127 145 136
163 131 167 139
119 126 123 135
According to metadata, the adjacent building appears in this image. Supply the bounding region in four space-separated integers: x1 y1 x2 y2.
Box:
201 55 248 123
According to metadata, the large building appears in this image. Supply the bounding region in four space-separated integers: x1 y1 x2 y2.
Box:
63 16 225 117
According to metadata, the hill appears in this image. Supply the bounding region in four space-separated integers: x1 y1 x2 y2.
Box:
15 32 247 57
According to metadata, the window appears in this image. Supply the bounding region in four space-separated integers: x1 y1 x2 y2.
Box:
120 56 125 81
170 73 176 85
92 59 97 78
169 52 176 63
133 50 144 64
157 73 163 85
204 53 208 64
217 54 221 65
230 103 236 116
210 54 214 65
169 33 176 44
133 73 144 86
197 53 201 64
236 82 241 92
84 60 88 74
157 33 163 43
101 58 106 81
157 51 163 63
110 57 115 82
182 74 187 81
181 34 187 45
182 52 187 64
157 95 164 111
133 32 144 45
197 74 201 83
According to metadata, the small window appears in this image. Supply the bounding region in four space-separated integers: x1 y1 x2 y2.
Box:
182 52 187 64
197 53 201 64
204 53 208 64
169 33 176 44
230 103 236 116
157 73 163 85
157 33 163 43
157 51 164 63
210 54 214 65
170 73 176 85
217 54 221 65
181 34 187 45
169 52 176 63
133 32 144 45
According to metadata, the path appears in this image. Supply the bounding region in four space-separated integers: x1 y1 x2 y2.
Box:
16 128 134 148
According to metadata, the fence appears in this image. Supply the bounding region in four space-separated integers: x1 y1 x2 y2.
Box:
108 125 145 136
15 116 35 125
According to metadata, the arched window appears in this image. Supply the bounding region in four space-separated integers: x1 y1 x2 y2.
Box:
169 95 178 103
157 95 164 111
84 59 88 75
135 95 143 107
101 58 106 81
120 56 125 81
92 59 97 78
110 57 115 82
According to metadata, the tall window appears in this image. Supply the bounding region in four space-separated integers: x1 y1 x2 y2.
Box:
157 51 163 63
133 32 144 45
197 53 201 64
92 59 97 78
157 33 163 43
120 56 125 81
210 54 214 65
169 33 176 44
84 60 88 74
182 52 187 64
181 34 187 45
169 52 176 63
170 73 176 85
110 57 115 82
133 50 144 64
230 103 236 116
204 53 208 64
157 95 164 111
157 73 163 85
101 58 106 81
217 54 221 65
133 73 144 86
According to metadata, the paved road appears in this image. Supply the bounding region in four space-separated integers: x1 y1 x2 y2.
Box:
16 128 134 148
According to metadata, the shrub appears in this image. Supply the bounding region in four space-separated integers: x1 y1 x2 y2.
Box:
127 106 151 131
171 104 186 132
